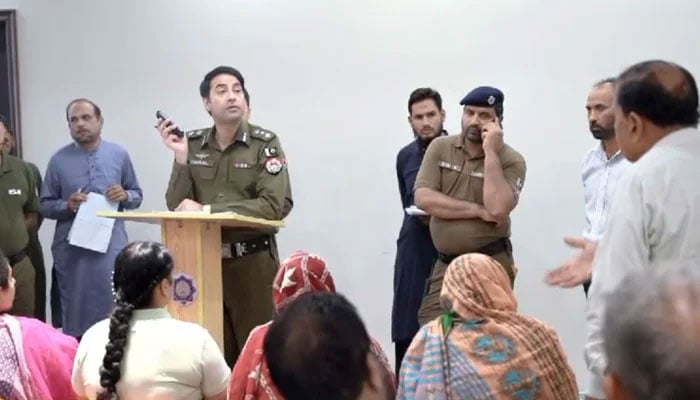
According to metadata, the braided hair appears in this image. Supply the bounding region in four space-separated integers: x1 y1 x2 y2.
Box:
97 241 174 400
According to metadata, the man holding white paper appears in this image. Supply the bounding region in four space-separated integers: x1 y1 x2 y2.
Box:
391 88 445 373
40 98 143 339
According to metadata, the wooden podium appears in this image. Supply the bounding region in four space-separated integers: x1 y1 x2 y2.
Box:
97 210 284 350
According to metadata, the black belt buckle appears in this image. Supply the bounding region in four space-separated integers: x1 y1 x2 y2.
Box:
234 242 248 257
230 236 270 259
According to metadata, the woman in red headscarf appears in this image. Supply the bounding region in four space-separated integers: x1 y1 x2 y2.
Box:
228 251 395 399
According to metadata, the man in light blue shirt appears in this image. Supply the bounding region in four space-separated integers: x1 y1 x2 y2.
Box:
41 98 143 338
545 78 629 295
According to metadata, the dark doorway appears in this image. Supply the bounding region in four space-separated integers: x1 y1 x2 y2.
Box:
0 10 20 157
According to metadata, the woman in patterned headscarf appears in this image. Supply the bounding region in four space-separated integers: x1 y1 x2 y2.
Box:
229 251 396 400
397 253 578 400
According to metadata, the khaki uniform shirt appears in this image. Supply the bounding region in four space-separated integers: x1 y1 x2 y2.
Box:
165 121 292 241
414 134 526 256
0 150 39 256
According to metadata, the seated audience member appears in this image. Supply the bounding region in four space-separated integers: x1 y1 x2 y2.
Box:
398 253 578 400
229 251 395 400
263 291 395 400
71 241 230 400
603 263 700 400
0 248 79 400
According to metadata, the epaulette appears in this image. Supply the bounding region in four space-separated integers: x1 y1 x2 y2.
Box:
186 128 207 140
249 127 276 142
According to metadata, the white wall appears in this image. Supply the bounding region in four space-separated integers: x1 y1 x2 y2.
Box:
4 0 700 387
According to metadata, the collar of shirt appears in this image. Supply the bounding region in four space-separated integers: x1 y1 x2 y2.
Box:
651 126 698 150
415 129 448 151
201 120 251 149
131 307 172 321
0 149 10 174
591 142 625 163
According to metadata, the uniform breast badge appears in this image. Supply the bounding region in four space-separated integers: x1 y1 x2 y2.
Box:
172 272 198 306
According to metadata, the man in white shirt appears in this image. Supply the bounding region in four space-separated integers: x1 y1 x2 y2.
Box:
545 78 630 295
585 60 700 399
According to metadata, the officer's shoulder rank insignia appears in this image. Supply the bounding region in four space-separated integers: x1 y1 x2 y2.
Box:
251 127 276 142
186 129 205 139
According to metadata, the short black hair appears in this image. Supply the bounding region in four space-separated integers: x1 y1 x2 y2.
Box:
616 60 699 127
199 65 246 98
65 98 102 121
264 292 371 400
244 87 250 106
594 77 616 87
408 88 442 115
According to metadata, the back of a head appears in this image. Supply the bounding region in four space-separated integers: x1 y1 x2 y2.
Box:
264 291 371 400
97 241 174 400
604 262 700 400
616 60 699 128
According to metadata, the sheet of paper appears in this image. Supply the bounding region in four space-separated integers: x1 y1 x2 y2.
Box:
68 193 119 253
405 205 428 216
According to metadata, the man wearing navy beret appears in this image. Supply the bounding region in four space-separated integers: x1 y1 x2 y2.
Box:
413 85 527 324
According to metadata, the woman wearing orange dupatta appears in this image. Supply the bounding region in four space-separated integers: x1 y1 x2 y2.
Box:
228 251 395 400
397 253 578 400
0 248 79 400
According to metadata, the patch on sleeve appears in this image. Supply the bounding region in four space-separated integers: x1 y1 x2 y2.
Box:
512 177 524 203
515 177 524 192
264 157 286 175
263 147 279 157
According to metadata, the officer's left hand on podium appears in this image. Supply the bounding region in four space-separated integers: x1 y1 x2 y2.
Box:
175 199 204 212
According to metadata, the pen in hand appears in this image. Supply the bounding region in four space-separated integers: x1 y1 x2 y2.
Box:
69 187 88 213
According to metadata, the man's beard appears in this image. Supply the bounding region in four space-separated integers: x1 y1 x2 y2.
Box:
415 124 443 146
463 124 482 143
590 123 614 140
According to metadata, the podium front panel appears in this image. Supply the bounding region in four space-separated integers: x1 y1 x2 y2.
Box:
161 220 224 349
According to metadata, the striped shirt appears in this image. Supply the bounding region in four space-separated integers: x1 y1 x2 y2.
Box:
581 144 629 242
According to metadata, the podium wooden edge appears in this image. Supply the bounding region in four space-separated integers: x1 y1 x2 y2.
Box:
96 210 285 228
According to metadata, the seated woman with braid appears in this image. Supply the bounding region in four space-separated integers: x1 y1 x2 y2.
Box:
397 253 579 400
228 251 395 400
0 248 78 400
71 241 230 400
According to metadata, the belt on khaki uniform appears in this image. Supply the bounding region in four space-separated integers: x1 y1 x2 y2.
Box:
222 236 271 259
438 238 512 265
8 248 27 267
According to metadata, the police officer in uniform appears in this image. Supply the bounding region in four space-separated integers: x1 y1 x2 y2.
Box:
1 118 49 322
414 86 526 325
0 129 39 317
159 65 293 366
392 88 444 373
